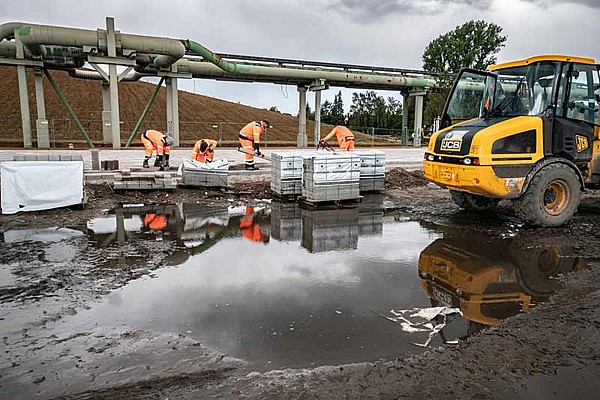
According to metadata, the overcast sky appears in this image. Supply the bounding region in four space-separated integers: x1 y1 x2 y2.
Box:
1 0 599 115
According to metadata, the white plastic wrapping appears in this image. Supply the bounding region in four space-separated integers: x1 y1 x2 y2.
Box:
1 161 84 214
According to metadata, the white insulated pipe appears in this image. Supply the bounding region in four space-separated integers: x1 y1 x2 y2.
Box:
1 22 185 67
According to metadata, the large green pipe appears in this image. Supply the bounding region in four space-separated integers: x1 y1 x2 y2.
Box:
42 68 95 148
125 77 165 147
184 40 437 89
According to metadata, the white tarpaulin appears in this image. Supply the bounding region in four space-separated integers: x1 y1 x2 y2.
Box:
1 161 84 214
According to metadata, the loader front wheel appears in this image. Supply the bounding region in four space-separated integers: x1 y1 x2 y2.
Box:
513 164 580 227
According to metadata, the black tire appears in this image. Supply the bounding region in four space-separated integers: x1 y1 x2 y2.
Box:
513 164 581 227
450 191 500 211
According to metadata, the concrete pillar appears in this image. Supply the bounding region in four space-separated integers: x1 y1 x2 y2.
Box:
106 17 121 148
101 82 112 145
15 31 32 148
165 77 180 146
413 94 424 147
33 69 50 148
297 85 307 147
401 90 408 146
116 211 126 244
313 90 322 147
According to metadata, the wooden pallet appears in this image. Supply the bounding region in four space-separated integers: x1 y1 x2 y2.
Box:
298 196 362 210
271 190 301 203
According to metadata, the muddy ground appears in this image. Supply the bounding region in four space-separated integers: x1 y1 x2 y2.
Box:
1 168 600 399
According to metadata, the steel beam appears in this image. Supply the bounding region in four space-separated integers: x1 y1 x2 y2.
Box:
413 94 424 147
87 55 136 66
165 76 180 146
0 57 43 67
297 85 307 147
106 17 121 148
101 82 112 144
126 77 165 147
15 31 32 147
401 90 408 146
89 62 109 81
33 68 50 148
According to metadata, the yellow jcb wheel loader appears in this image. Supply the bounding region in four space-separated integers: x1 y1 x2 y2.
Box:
424 55 600 226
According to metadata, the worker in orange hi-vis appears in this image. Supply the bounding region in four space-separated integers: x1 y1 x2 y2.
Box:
239 119 271 170
192 138 219 163
141 129 174 170
320 125 355 151
239 206 269 243
143 213 168 231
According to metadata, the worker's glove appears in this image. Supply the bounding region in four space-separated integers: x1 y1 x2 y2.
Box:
254 142 261 156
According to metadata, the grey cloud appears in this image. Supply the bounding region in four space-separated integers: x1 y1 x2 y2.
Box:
519 0 600 8
328 0 493 22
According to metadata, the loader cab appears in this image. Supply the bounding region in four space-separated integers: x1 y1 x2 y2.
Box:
439 56 600 165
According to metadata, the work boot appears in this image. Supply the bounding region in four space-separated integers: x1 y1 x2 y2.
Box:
245 164 259 171
154 155 163 167
142 157 150 168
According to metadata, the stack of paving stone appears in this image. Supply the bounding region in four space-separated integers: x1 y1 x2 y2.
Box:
180 159 228 188
113 169 177 190
354 150 386 192
302 152 361 203
301 208 359 252
13 154 83 162
270 151 316 198
270 202 302 241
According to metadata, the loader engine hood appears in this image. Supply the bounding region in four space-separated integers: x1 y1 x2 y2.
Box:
433 117 511 156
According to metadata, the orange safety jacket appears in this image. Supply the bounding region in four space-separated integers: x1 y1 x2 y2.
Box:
239 121 266 143
323 126 354 147
192 139 218 162
239 206 265 242
144 213 167 230
142 130 171 156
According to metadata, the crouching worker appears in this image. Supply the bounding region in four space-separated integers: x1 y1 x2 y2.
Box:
239 206 269 244
239 119 270 170
319 125 355 151
192 138 218 163
141 129 174 170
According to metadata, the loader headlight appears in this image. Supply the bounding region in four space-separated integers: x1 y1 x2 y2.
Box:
462 157 480 166
425 153 435 161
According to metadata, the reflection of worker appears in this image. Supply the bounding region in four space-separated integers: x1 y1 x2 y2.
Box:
320 126 355 151
239 206 268 243
239 120 270 170
141 130 174 170
192 139 218 163
144 213 168 231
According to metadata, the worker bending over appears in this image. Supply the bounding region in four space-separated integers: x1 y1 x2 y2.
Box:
239 119 270 170
320 125 355 151
141 130 174 170
239 206 269 243
192 138 218 163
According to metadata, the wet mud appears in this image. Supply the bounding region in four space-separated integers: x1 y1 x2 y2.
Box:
1 168 600 399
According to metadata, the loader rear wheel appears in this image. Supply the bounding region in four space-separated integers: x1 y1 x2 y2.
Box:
450 191 499 211
513 164 580 227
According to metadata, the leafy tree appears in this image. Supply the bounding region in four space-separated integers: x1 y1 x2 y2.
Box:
321 91 345 125
347 91 403 135
268 106 280 113
422 20 507 127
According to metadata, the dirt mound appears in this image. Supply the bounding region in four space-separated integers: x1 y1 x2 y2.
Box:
385 167 428 189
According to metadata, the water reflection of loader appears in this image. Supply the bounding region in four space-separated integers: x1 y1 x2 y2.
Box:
418 234 585 331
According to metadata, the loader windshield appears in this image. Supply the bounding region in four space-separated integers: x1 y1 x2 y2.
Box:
492 62 559 117
442 63 560 127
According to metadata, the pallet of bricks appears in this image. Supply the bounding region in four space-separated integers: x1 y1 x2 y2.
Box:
302 152 361 205
113 170 177 190
270 151 315 200
180 159 228 188
270 202 302 241
354 150 386 193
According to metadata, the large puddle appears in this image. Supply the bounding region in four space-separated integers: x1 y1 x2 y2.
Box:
2 198 586 372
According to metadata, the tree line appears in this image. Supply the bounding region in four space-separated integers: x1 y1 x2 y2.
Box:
269 20 507 137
